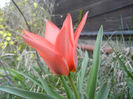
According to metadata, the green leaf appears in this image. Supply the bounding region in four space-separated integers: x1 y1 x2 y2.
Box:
95 82 110 99
37 73 63 99
86 25 103 99
7 69 27 88
115 52 133 80
0 68 27 88
127 79 133 89
127 79 133 98
60 76 74 99
8 69 24 81
0 86 54 99
108 40 133 80
77 51 89 93
15 71 43 88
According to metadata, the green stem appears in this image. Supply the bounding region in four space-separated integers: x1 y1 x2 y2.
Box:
59 76 71 99
68 74 79 99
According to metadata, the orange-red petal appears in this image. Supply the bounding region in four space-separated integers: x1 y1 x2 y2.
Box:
37 50 69 75
74 11 88 47
23 30 54 48
44 20 60 45
63 13 74 47
55 26 75 71
22 35 69 75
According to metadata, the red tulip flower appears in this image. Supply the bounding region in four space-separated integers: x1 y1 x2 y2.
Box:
21 12 88 75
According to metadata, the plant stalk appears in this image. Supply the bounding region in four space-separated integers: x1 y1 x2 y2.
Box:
68 74 79 99
59 76 70 99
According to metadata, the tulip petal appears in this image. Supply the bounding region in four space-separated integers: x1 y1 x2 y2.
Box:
72 46 78 71
45 20 60 45
63 13 74 46
23 30 54 48
38 50 69 75
22 35 69 75
55 26 76 71
23 30 47 44
74 12 88 47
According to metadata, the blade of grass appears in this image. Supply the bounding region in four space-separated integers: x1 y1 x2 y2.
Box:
0 68 28 89
95 81 110 99
77 51 89 93
68 73 80 99
128 35 132 52
127 79 133 98
14 71 43 88
0 86 54 99
108 43 133 80
7 69 28 89
120 16 125 46
86 25 103 99
117 55 133 80
59 76 74 99
36 72 63 99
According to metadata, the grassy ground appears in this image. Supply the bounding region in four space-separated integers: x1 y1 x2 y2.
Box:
0 35 133 99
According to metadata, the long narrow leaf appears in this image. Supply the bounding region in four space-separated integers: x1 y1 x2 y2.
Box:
77 51 89 93
86 26 103 99
60 76 74 99
0 86 54 99
127 79 133 98
7 69 27 88
95 82 110 99
0 68 27 88
37 73 63 99
115 53 133 80
108 43 133 80
15 71 43 88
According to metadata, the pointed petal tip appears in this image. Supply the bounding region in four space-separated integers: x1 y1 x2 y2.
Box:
23 29 30 35
84 11 89 19
86 11 89 15
67 13 72 20
74 11 88 47
67 13 71 17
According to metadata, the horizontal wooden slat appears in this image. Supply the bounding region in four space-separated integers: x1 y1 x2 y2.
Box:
83 5 133 32
53 0 133 32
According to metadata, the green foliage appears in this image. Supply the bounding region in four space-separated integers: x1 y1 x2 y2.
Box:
115 52 133 80
95 81 110 99
37 72 63 99
60 76 74 99
0 86 54 99
77 51 89 95
127 79 133 98
75 9 84 29
106 34 133 99
86 26 103 99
